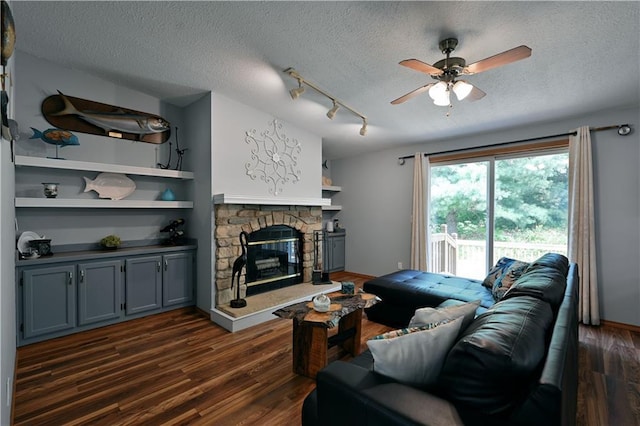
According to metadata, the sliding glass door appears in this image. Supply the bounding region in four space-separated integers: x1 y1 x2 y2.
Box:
429 150 568 279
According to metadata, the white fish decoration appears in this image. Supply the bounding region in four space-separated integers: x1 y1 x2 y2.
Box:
83 173 136 200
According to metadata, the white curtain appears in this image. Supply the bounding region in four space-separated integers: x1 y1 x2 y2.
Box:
411 153 430 271
568 126 600 325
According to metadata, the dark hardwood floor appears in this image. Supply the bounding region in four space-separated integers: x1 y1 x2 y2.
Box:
13 272 640 425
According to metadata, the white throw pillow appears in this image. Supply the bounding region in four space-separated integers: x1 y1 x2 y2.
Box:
408 300 480 332
366 317 463 388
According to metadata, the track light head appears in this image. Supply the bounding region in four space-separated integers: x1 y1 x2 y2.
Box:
290 82 305 100
359 119 367 136
327 102 340 119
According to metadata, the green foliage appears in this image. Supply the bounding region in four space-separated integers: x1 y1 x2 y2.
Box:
100 234 121 247
430 153 568 241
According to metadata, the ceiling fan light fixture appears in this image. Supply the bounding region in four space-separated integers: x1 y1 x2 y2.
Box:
428 81 447 101
326 101 340 119
452 80 473 101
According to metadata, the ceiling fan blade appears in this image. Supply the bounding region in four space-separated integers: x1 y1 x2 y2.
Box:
399 59 444 76
390 83 435 105
465 85 486 102
463 45 532 75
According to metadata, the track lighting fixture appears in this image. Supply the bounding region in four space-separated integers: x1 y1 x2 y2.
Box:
290 80 305 100
284 68 368 136
360 119 367 136
326 101 340 120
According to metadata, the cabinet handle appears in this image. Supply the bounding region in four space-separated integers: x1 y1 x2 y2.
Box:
157 261 161 272
164 259 168 271
80 270 85 283
68 271 73 285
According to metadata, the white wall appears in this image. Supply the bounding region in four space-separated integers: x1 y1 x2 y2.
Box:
0 40 16 426
211 94 322 199
13 51 190 246
333 105 640 326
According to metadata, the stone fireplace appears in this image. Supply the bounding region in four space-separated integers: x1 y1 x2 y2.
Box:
214 204 323 306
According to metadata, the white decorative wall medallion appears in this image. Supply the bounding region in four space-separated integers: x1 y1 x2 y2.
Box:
245 120 301 195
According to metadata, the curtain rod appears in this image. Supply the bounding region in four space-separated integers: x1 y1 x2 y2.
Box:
398 123 631 162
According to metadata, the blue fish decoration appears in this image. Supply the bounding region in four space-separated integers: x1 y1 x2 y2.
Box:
30 127 80 147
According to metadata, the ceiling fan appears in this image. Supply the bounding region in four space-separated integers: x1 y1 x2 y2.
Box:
391 38 531 107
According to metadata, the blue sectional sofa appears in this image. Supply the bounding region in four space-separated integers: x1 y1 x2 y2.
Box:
302 253 579 426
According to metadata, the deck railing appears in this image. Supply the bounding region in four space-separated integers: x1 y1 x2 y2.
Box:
430 226 567 278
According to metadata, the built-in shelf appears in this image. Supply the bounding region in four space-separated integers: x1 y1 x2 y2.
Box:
15 198 193 209
14 155 195 180
321 185 342 211
321 185 342 192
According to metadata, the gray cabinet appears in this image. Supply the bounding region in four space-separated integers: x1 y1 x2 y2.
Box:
162 252 194 307
125 256 162 315
78 259 123 326
17 245 196 346
323 231 346 273
21 265 76 339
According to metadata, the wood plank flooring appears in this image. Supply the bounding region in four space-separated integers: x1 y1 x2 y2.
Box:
13 271 640 425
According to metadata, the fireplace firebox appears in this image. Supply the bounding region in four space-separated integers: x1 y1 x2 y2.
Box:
245 225 303 296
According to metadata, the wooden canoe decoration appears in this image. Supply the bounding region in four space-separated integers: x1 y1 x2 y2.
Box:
42 91 171 144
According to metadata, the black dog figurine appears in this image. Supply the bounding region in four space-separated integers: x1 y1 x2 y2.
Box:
230 231 249 308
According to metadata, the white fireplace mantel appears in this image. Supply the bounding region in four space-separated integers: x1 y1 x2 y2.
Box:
213 193 330 207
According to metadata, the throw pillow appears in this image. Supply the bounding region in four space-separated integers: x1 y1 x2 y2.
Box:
367 317 463 388
483 257 517 289
492 260 530 300
408 300 480 332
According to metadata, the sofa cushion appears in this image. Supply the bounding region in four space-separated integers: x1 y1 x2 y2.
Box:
408 300 480 333
502 253 569 309
483 257 518 289
492 260 530 300
367 317 463 388
439 296 554 415
364 270 494 308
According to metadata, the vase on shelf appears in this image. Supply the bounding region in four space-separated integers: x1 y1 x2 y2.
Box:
42 182 59 198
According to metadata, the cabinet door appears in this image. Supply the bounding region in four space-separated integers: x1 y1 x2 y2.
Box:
22 265 75 339
125 256 162 315
162 252 194 307
78 259 122 326
330 235 346 272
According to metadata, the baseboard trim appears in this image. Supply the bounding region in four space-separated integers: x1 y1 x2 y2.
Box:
600 319 640 333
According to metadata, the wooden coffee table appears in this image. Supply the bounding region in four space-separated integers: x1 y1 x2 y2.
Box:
273 291 380 379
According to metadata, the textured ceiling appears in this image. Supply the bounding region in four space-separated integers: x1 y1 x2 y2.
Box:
9 1 640 159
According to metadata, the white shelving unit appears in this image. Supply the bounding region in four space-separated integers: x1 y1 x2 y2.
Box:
15 198 193 209
321 185 342 211
14 155 194 209
15 155 194 179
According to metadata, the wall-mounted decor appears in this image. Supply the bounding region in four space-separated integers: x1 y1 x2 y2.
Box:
41 91 171 144
1 1 16 67
245 119 301 196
